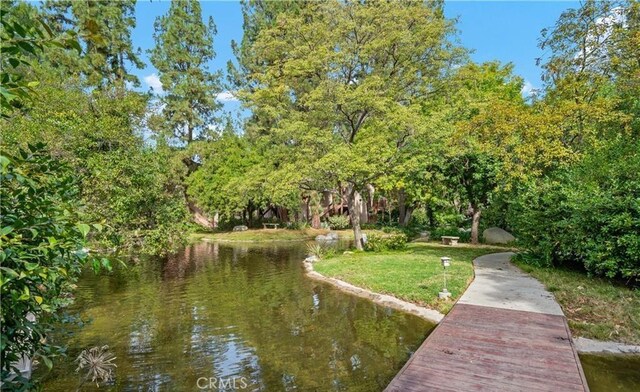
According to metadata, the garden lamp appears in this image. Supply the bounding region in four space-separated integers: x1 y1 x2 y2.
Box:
439 257 452 299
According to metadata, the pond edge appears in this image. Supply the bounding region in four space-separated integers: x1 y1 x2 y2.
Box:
302 256 445 324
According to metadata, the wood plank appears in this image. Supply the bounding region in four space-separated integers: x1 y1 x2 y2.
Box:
385 304 589 392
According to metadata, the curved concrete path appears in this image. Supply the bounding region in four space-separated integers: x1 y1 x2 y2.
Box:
386 252 590 392
458 252 564 315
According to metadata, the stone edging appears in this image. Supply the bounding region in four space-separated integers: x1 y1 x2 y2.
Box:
302 256 444 324
573 337 640 354
304 253 640 354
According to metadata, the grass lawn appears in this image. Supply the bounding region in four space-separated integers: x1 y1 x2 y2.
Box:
314 242 508 314
192 228 325 242
514 261 640 345
191 228 388 243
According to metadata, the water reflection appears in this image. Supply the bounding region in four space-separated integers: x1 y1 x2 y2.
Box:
41 241 433 391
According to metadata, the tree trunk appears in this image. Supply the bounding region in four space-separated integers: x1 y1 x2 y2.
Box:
311 213 321 229
426 204 435 228
402 206 414 226
348 187 364 250
398 188 405 226
398 195 415 226
471 206 482 244
187 199 215 229
212 211 219 229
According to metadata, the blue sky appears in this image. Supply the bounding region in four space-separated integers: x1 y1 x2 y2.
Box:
131 0 579 117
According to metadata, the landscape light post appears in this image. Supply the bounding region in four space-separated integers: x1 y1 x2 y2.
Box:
439 257 451 299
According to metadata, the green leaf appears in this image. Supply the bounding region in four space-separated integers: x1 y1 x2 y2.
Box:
0 226 13 236
76 223 90 238
0 267 18 278
18 286 30 300
40 355 53 370
24 262 39 271
100 258 112 271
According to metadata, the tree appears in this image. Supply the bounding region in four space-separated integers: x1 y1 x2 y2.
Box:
538 0 635 148
3 66 191 256
44 0 144 88
505 0 640 283
239 0 461 249
436 62 524 243
149 0 222 145
0 145 107 390
0 2 79 116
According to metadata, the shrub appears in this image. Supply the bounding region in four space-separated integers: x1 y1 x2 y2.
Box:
0 145 108 390
306 243 326 259
365 233 408 252
385 233 409 250
508 138 640 284
327 215 350 230
365 234 386 252
288 220 310 230
306 242 337 259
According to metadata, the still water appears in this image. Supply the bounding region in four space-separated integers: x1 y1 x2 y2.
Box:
580 353 640 392
41 241 433 391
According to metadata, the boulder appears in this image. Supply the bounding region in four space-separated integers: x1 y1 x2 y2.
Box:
482 227 515 244
305 255 319 263
326 231 339 240
233 225 248 232
316 232 339 242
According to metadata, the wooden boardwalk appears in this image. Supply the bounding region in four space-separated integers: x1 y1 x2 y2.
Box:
385 304 589 392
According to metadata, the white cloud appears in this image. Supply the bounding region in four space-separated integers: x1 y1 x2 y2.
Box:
521 80 535 97
144 73 163 94
216 91 238 102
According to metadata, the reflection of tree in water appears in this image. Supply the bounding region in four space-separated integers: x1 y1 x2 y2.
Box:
41 242 431 391
163 242 220 279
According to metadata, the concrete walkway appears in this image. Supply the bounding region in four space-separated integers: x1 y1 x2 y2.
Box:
385 252 590 392
458 252 564 315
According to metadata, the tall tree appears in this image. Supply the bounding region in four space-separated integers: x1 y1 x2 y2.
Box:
149 0 222 145
44 0 144 88
239 0 461 249
538 0 635 148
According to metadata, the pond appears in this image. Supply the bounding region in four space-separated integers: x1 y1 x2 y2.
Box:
39 241 639 391
580 353 640 392
40 241 434 391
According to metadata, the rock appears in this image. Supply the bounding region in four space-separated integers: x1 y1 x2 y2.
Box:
305 255 319 263
326 231 339 240
483 227 515 244
233 225 248 232
316 232 338 242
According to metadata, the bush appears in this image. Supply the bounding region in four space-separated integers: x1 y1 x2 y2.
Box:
306 242 336 259
0 145 108 389
327 215 350 230
508 138 640 284
287 220 310 230
365 233 408 252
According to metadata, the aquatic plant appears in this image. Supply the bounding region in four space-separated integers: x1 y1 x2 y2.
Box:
75 345 117 388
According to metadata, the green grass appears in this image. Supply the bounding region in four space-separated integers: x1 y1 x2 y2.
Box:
314 242 507 314
514 261 640 345
192 228 326 242
191 228 388 243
